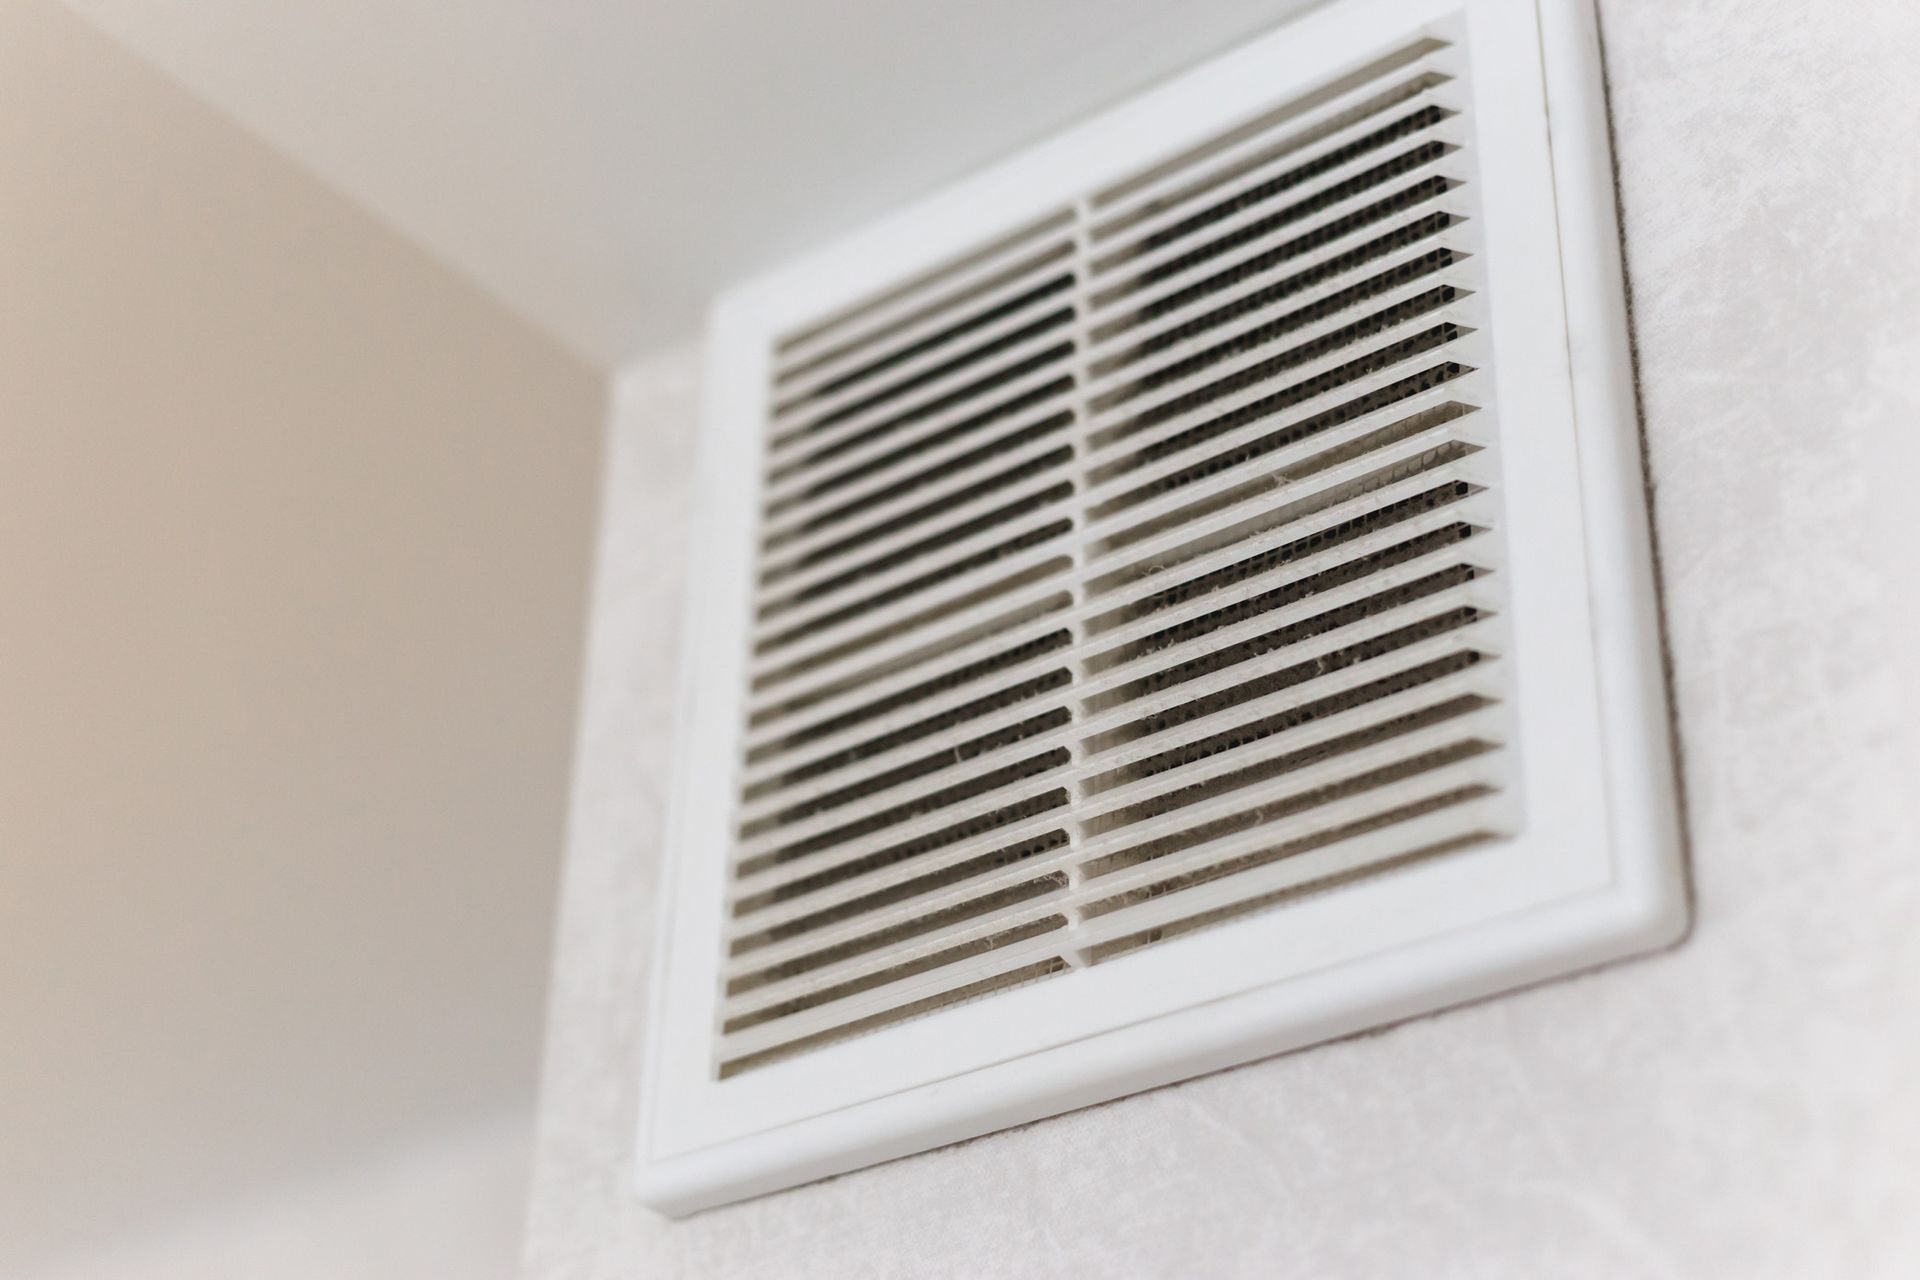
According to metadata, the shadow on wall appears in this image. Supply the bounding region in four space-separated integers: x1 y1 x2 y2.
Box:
0 2 605 1275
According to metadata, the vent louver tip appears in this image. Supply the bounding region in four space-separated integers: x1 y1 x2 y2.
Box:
717 29 1516 1078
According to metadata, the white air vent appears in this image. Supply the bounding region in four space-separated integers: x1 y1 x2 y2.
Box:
638 0 1683 1214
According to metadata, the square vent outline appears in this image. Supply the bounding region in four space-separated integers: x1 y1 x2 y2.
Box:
636 0 1684 1215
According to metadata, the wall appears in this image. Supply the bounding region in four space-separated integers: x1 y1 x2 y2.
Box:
525 2 1920 1274
28 1115 533 1280
0 2 604 1274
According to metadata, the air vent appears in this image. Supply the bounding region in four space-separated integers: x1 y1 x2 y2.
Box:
638 0 1683 1215
724 44 1504 1078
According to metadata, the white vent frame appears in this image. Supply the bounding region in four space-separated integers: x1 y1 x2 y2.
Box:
636 0 1683 1215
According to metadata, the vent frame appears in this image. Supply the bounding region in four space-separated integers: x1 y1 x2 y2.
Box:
637 0 1683 1215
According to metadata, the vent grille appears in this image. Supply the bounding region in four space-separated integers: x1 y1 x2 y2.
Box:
718 32 1515 1078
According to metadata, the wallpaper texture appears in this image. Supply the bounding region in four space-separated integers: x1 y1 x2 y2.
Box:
525 2 1920 1274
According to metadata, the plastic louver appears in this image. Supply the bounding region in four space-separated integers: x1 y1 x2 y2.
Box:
717 34 1518 1079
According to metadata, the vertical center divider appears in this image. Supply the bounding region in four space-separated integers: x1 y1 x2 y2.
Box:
1060 195 1098 969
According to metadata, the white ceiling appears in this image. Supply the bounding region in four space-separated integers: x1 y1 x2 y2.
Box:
61 0 1325 367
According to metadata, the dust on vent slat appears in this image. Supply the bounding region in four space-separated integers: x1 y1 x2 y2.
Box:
713 31 1516 1080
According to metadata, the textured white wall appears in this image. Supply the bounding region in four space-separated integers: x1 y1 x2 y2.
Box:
526 3 1920 1274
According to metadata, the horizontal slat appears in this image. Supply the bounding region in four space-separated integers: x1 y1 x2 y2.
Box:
760 429 1074 573
1085 289 1480 449
775 210 1072 369
1075 792 1512 953
1087 217 1465 384
758 356 1479 639
746 597 1071 742
1089 81 1464 268
735 743 1073 868
743 448 1489 772
773 282 1075 437
1091 161 1465 318
767 325 1076 472
763 365 1074 509
732 588 1498 898
716 924 1072 1066
1082 332 1483 510
1093 37 1449 216
727 637 1505 942
721 892 1070 1026
743 542 1493 842
723 704 1502 1024
1084 416 1491 573
750 534 1075 668
755 478 1075 616
1072 720 1504 869
1088 125 1469 301
717 755 1506 1062
741 501 1494 813
1083 242 1475 406
743 450 1491 774
755 391 1484 674
776 250 1075 407
729 675 1499 964
1074 580 1499 755
748 566 1071 700
725 854 1071 971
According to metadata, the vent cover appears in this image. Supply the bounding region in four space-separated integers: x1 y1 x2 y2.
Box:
726 42 1506 1079
639 0 1682 1214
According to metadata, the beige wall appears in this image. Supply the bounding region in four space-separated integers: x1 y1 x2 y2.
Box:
526 2 1920 1274
0 2 604 1274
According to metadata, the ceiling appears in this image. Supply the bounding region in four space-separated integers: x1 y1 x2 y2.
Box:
61 0 1325 367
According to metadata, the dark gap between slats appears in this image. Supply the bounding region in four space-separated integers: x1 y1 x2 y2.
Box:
1082 827 1490 962
716 958 1069 1079
1091 175 1459 314
1086 523 1479 674
1092 397 1472 525
1094 361 1470 486
748 749 1071 870
775 273 1073 414
1083 565 1480 714
768 380 1073 507
749 576 1069 698
743 708 1071 822
1081 740 1496 878
759 483 1074 618
1089 434 1479 571
1088 481 1476 635
1094 140 1455 298
768 341 1073 470
1092 255 1460 410
1083 650 1486 794
721 915 1066 1035
775 211 1071 361
1082 604 1485 754
1084 693 1492 835
726 873 1069 996
773 308 1074 449
1092 38 1448 213
1093 215 1458 350
729 830 1070 952
762 444 1073 576
735 788 1071 904
749 629 1070 752
1108 104 1451 267
1092 290 1463 439
755 523 1072 656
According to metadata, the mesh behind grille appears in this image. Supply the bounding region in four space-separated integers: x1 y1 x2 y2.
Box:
716 31 1514 1078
